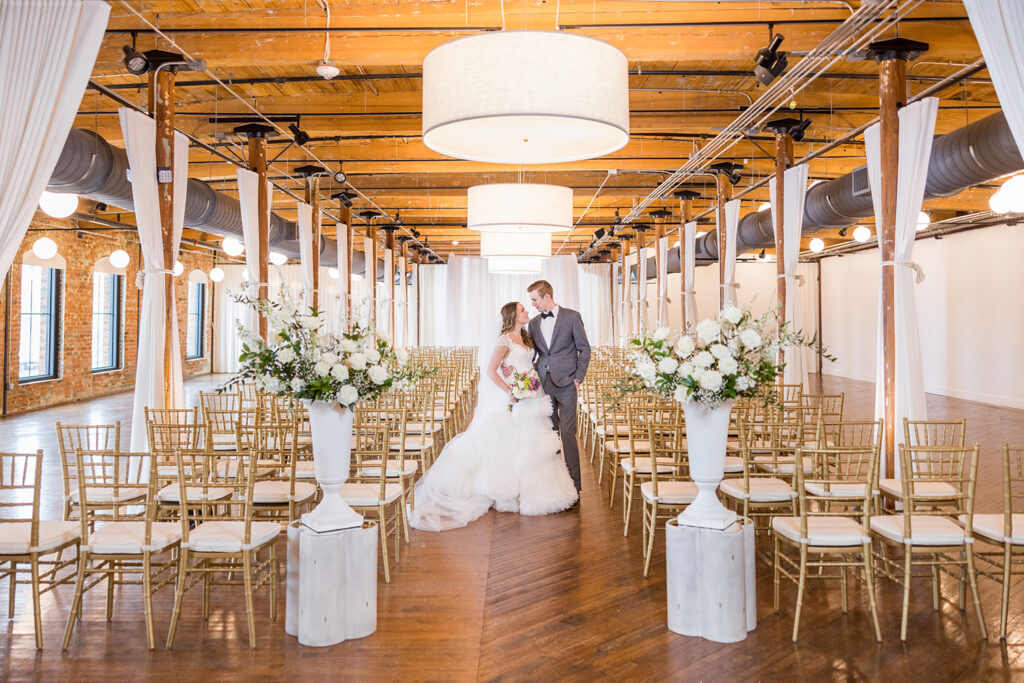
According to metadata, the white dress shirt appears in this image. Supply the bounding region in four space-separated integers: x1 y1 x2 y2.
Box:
540 305 559 348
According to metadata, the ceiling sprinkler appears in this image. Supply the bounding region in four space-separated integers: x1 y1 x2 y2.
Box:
316 60 340 80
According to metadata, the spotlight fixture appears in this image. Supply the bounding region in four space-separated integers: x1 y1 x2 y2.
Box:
121 47 196 75
754 33 787 86
838 227 848 237
394 212 403 226
764 117 812 143
122 45 149 75
710 161 743 186
288 123 311 147
333 164 347 185
757 248 770 262
331 191 356 208
294 164 326 178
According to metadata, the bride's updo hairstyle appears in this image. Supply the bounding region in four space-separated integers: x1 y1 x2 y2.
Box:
499 301 534 348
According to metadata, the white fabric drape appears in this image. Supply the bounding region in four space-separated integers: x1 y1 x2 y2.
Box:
621 251 635 341
963 1 1024 156
682 221 698 328
236 168 260 334
397 252 408 346
296 200 314 310
656 235 669 327
383 247 394 339
866 97 939 475
769 164 811 389
362 237 375 330
336 227 349 330
213 264 248 373
578 262 613 346
721 199 742 307
409 261 420 345
635 245 648 331
120 108 188 450
0 1 109 280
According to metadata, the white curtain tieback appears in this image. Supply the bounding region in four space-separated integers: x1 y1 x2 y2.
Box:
681 289 695 296
718 282 741 289
135 267 174 289
776 273 805 286
881 260 925 283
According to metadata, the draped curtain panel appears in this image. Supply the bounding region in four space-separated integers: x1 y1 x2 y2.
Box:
213 264 249 373
656 236 669 327
0 0 109 280
336 226 349 330
236 168 261 335
963 1 1024 156
578 262 613 346
621 251 634 342
635 245 648 331
362 237 375 329
382 248 394 338
866 97 939 475
722 199 742 307
682 221 698 327
296 200 314 309
120 108 189 450
396 253 407 347
770 164 811 388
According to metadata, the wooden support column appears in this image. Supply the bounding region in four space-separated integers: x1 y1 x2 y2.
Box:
608 246 618 341
773 133 794 314
674 190 699 331
399 242 409 345
633 226 650 333
650 209 672 328
247 136 270 340
307 177 322 310
715 176 734 309
368 226 378 333
153 67 177 408
619 235 632 341
383 227 397 340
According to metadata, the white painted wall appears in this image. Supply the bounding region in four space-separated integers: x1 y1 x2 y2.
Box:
820 223 1024 409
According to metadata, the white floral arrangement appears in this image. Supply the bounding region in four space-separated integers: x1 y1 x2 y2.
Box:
626 306 821 409
225 287 421 407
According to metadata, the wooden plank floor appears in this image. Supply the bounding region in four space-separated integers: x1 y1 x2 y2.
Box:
1 374 1023 680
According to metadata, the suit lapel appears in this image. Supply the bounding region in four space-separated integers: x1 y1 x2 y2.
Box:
530 316 548 354
550 309 568 350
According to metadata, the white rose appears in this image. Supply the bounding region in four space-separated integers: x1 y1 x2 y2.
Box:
330 364 349 381
395 348 409 363
337 385 359 406
368 365 389 385
718 356 738 374
673 385 689 403
736 376 753 391
320 352 338 365
675 335 695 358
340 338 358 353
720 306 742 324
658 357 679 375
290 377 305 392
692 350 714 368
696 319 721 343
365 347 381 364
653 327 671 341
699 370 723 391
677 361 695 379
710 343 732 360
276 347 296 363
691 367 705 383
348 353 368 370
314 360 331 376
739 328 762 349
637 360 657 383
300 315 319 330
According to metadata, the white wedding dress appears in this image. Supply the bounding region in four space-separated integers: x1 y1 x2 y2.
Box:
409 335 579 532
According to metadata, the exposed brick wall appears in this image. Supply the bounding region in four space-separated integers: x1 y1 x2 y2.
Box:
0 212 214 415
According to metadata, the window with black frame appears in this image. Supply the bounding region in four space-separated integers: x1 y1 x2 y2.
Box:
91 271 122 371
19 265 61 381
186 280 205 359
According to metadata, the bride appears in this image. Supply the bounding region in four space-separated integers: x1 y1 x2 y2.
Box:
409 301 579 532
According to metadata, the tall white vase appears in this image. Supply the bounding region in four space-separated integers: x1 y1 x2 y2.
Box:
677 399 738 530
301 400 363 533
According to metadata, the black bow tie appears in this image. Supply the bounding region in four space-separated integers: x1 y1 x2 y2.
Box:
541 311 554 319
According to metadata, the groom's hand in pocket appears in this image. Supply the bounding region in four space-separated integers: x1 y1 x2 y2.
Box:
574 379 580 389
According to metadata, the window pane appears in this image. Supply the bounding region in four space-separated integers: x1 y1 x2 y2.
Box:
91 272 119 370
186 281 204 359
19 265 57 379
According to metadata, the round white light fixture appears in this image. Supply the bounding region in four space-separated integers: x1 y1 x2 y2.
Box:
916 211 930 231
451 240 460 246
241 268 251 282
487 255 545 274
108 249 130 269
269 251 288 265
989 174 1024 214
38 191 78 218
222 237 245 256
809 237 825 253
173 260 184 277
758 202 771 212
209 267 225 282
327 267 339 280
467 184 573 233
990 190 1013 214
32 237 58 260
853 226 872 243
422 31 629 164
480 230 551 261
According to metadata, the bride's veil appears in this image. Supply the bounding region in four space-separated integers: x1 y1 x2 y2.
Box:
473 314 508 421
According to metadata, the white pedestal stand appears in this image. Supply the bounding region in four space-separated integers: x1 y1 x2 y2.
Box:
286 521 378 647
665 518 756 643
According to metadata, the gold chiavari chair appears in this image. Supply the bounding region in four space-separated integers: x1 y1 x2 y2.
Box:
620 400 680 535
146 409 202 483
201 391 243 451
969 444 1024 639
721 422 797 535
55 422 122 520
877 419 966 505
366 404 416 544
802 393 844 424
777 383 803 410
166 449 280 649
599 393 634 489
870 444 987 641
397 385 441 473
641 420 697 577
0 451 80 648
817 419 883 450
62 452 181 650
772 445 881 642
250 421 317 523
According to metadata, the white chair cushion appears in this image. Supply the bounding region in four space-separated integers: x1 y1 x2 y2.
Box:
596 424 631 437
341 483 403 506
723 456 744 473
294 461 316 479
86 522 182 554
621 457 676 475
804 482 871 499
640 481 698 504
969 513 1024 545
69 486 147 504
390 436 434 452
720 477 794 503
405 422 443 435
772 516 866 547
753 455 813 475
157 484 234 503
215 459 279 478
252 481 317 504
604 440 650 454
870 514 966 546
0 521 81 555
185 521 280 552
156 464 178 478
361 459 419 477
878 478 957 500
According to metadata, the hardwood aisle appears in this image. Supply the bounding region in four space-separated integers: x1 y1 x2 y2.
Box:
0 374 1022 680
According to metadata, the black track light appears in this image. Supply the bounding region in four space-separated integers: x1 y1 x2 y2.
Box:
753 33 787 86
331 190 356 208
791 118 812 142
838 227 848 237
288 122 311 147
333 164 347 185
122 45 149 75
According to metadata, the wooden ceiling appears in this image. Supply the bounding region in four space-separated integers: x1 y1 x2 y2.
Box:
74 0 996 259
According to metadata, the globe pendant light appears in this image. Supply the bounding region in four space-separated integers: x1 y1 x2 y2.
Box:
467 184 573 234
38 191 78 218
422 31 629 164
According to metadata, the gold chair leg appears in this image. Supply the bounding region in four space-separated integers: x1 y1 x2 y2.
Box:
1001 543 1012 640
792 545 808 642
773 536 781 614
8 560 16 619
863 542 882 643
931 555 940 611
379 509 391 584
105 565 115 620
966 545 988 640
243 551 257 649
643 502 658 578
269 545 278 622
900 545 912 641
30 556 42 650
167 549 188 648
142 554 155 650
62 554 88 650
203 564 211 620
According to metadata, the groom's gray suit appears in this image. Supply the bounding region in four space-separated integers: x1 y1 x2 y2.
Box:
530 307 591 492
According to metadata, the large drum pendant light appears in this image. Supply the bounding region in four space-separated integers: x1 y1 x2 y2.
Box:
422 31 630 164
467 184 573 233
481 230 551 274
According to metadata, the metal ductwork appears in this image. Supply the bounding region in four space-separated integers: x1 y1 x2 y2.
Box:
44 128 368 272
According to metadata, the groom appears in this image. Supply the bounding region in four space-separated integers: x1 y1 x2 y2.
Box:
525 280 591 496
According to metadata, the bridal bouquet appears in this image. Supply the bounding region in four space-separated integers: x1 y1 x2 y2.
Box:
225 287 424 407
508 368 543 411
625 306 828 410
